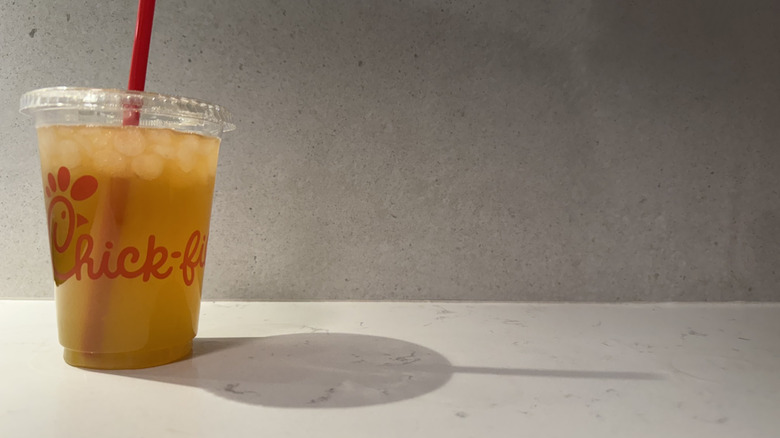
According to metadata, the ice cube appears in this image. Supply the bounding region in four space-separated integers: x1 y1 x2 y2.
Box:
131 154 164 180
114 128 146 157
57 127 76 138
87 128 114 150
176 148 196 173
36 127 57 149
58 139 82 168
76 127 114 158
176 135 200 172
144 128 174 145
203 144 220 173
152 142 176 159
93 149 128 176
182 135 202 153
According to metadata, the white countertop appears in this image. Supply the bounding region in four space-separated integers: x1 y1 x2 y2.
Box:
1 300 778 437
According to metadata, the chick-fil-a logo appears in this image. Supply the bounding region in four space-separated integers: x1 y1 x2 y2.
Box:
45 166 207 286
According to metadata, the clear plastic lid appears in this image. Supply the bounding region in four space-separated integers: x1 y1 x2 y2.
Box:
20 87 235 137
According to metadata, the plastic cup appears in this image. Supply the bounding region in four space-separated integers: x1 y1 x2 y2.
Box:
20 87 235 369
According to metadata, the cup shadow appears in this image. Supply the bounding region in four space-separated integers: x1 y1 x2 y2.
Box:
102 333 664 408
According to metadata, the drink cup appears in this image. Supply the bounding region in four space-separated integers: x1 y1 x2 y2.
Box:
20 87 234 369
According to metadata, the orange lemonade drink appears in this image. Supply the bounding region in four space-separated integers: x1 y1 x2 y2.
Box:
37 125 220 369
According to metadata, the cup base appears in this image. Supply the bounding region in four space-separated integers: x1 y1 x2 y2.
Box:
63 341 193 370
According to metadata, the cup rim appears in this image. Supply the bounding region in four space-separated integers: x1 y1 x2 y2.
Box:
20 86 236 132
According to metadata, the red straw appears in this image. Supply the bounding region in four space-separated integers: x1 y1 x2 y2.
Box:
128 0 156 91
124 0 156 125
84 0 157 353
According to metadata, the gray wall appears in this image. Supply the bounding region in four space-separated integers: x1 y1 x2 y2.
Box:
1 0 778 301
